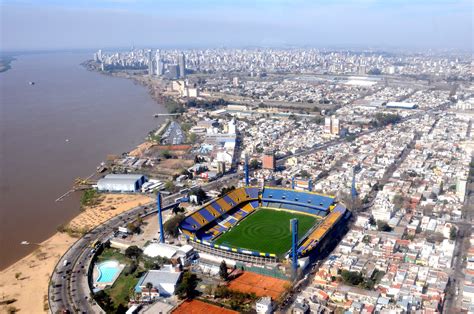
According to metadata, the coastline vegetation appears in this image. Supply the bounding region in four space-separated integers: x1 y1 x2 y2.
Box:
80 189 101 207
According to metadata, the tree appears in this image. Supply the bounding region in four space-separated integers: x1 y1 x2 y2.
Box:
172 206 185 215
299 170 310 178
125 245 143 260
188 133 198 144
377 220 393 232
163 214 186 237
450 226 457 241
126 222 140 234
368 216 376 226
145 282 153 298
15 272 21 280
161 150 172 159
176 271 199 299
164 180 175 192
341 270 364 286
190 188 207 204
249 159 259 169
219 260 228 281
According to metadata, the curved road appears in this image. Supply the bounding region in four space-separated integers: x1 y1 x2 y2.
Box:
49 102 450 313
48 174 242 313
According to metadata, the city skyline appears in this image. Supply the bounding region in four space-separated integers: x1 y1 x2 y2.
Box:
1 0 472 51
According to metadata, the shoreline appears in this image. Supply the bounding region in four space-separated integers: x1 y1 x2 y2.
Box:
2 60 166 270
1 60 170 313
0 194 153 313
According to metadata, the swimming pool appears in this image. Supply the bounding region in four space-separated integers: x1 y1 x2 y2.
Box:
96 260 121 283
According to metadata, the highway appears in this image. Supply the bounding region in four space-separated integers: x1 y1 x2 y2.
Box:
49 102 450 313
48 173 242 313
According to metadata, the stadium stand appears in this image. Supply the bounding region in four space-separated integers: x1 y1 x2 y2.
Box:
261 187 334 216
180 187 259 235
298 204 347 255
180 186 350 263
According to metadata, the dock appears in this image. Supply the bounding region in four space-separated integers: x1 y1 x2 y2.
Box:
154 113 181 117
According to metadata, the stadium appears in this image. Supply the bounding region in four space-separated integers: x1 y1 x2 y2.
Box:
179 186 350 266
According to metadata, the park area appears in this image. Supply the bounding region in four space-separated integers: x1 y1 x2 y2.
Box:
214 208 318 256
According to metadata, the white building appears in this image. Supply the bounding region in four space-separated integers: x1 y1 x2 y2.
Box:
256 296 273 314
136 265 181 298
96 174 146 192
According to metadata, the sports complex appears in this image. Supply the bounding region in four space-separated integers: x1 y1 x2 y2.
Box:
179 186 350 266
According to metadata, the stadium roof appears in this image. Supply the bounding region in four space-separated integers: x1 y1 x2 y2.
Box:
262 187 334 211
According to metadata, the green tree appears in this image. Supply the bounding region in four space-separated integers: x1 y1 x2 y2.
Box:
377 220 392 232
125 246 143 260
145 282 153 298
249 159 259 169
163 214 186 237
341 270 364 286
368 216 376 226
161 150 172 159
219 260 228 281
164 180 175 192
188 133 198 144
190 188 207 204
450 226 457 240
299 170 311 178
176 271 199 299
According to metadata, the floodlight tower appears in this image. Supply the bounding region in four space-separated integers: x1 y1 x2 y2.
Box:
291 176 295 189
157 192 165 243
308 178 313 192
244 154 250 186
351 167 358 201
291 218 299 274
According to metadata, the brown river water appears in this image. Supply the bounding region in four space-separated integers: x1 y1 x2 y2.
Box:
0 52 165 269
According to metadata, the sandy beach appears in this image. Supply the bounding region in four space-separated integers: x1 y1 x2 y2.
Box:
0 193 152 313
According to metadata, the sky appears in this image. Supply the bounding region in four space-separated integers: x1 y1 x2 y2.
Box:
1 0 472 51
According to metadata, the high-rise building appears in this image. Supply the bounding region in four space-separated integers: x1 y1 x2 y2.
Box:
178 53 186 78
324 117 332 133
325 116 340 136
155 50 162 76
97 49 102 62
156 60 163 76
147 50 153 76
331 117 340 135
262 150 276 170
233 77 239 87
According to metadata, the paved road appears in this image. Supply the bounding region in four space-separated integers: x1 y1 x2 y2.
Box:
49 102 451 313
276 102 450 167
48 172 242 313
443 159 474 312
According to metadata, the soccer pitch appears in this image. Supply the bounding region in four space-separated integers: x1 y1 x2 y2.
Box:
214 208 318 256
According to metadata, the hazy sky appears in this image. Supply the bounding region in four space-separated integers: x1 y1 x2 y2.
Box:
1 0 472 51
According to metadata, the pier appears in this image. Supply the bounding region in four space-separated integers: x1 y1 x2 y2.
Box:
153 113 181 117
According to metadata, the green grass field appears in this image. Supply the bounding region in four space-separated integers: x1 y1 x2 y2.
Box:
214 208 318 256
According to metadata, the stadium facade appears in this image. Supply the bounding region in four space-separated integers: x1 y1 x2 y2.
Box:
179 186 350 266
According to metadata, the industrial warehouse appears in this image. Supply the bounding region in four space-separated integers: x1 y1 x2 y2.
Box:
96 174 147 192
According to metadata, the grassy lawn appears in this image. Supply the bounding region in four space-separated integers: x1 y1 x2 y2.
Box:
97 248 129 264
104 272 140 309
214 208 318 256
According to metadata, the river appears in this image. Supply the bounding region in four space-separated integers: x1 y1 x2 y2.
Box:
0 52 165 270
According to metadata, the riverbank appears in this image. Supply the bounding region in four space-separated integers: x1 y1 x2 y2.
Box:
81 60 183 115
0 194 152 313
0 56 15 73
